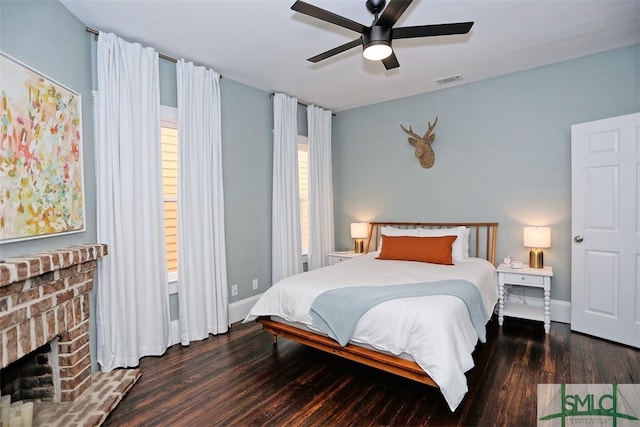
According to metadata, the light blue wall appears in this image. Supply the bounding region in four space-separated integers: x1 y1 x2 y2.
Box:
0 0 96 258
221 78 273 300
159 59 178 107
1 0 98 370
332 44 640 302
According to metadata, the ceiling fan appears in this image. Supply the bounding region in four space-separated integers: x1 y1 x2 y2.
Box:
291 0 474 70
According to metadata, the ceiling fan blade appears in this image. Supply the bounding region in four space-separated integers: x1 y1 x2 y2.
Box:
392 22 474 39
375 0 413 28
291 1 367 34
307 38 362 63
382 51 400 70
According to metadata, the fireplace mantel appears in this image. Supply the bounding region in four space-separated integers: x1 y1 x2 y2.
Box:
0 244 107 289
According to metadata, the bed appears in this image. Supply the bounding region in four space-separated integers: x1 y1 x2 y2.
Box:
244 221 498 411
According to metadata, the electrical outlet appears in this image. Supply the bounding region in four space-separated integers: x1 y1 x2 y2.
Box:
231 284 238 296
252 278 259 290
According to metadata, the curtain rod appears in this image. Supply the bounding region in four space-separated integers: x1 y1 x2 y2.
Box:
86 27 177 63
85 26 221 78
269 93 335 115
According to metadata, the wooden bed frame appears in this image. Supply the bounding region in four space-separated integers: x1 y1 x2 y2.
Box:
258 221 498 388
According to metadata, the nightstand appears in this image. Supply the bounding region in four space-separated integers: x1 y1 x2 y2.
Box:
327 251 362 265
497 263 554 333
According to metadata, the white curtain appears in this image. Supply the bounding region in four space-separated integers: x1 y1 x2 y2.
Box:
272 93 303 283
307 105 335 270
95 32 170 371
176 59 228 344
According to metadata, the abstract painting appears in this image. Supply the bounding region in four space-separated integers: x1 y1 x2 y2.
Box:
0 52 85 243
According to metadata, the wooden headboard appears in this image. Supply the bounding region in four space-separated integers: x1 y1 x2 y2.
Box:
365 221 499 265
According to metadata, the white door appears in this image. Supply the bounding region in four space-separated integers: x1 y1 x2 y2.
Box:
571 112 640 348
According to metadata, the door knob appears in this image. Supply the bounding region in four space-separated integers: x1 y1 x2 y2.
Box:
574 235 584 243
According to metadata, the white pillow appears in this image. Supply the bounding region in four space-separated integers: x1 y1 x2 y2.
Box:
380 226 422 237
378 226 422 251
463 227 470 258
418 226 469 262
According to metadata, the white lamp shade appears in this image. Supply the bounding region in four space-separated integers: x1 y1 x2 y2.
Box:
350 222 369 239
523 226 551 248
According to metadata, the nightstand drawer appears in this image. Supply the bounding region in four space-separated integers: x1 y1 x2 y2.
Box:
502 272 544 286
328 256 348 265
327 251 362 265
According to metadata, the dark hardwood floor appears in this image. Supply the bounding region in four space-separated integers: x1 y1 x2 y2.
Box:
103 317 639 426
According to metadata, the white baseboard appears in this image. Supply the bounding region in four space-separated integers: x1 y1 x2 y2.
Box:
170 319 180 347
167 293 264 346
502 296 571 324
229 293 264 324
551 299 571 324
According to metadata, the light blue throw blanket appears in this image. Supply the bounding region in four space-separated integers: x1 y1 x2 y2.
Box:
310 280 489 346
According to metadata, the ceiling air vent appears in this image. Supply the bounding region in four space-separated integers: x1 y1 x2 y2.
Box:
434 74 463 85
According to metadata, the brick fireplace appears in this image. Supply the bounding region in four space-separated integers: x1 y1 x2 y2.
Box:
1 244 106 403
0 244 140 425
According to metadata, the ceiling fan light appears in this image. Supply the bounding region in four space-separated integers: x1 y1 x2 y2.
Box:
363 42 392 61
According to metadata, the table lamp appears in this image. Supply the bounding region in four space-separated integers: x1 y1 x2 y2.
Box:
523 226 551 268
350 222 368 254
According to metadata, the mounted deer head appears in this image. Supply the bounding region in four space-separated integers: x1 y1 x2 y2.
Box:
400 116 439 169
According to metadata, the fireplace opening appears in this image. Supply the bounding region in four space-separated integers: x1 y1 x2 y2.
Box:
1 341 58 404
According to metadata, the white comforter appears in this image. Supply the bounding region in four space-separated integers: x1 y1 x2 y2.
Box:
244 253 498 411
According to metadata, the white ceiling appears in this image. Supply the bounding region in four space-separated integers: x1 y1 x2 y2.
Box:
60 0 640 112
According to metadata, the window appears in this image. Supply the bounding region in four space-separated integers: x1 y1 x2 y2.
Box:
161 107 178 280
298 137 309 254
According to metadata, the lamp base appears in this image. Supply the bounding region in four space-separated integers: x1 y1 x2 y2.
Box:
354 239 364 254
529 248 544 268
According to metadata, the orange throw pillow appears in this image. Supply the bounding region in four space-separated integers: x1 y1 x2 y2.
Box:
376 235 457 265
